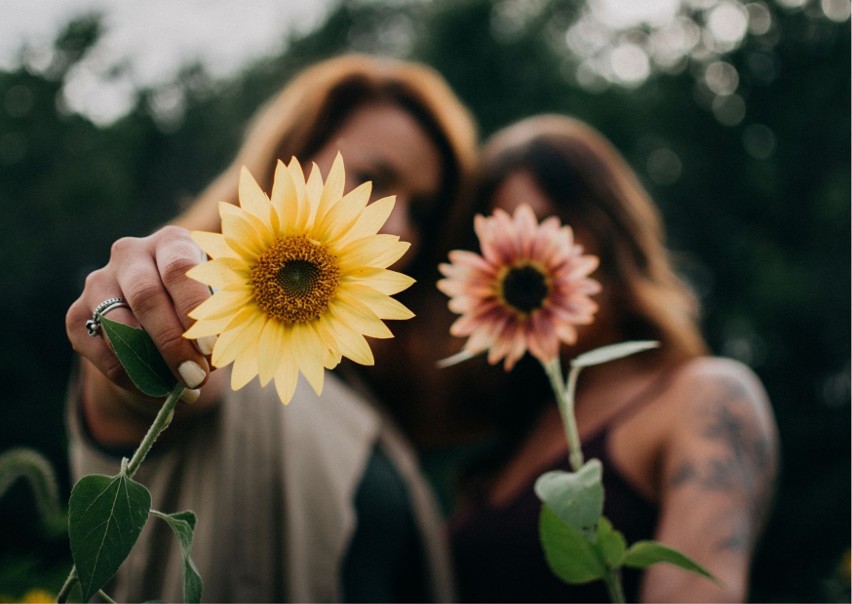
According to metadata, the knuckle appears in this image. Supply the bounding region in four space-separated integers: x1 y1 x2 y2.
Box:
154 324 192 358
110 236 140 259
66 301 84 340
83 267 109 291
125 280 166 314
157 224 189 240
161 254 198 285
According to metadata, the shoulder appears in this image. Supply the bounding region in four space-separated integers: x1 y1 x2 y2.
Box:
667 357 775 431
661 356 779 488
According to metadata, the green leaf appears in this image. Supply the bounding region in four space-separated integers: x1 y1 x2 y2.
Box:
534 459 603 538
100 317 177 397
539 503 606 583
623 540 718 583
152 510 203 603
68 473 152 601
596 517 627 568
571 341 660 369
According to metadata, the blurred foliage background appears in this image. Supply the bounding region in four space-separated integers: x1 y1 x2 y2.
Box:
0 0 848 601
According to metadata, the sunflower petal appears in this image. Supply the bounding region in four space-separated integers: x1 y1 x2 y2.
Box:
326 318 375 366
183 314 234 339
238 166 274 224
186 257 248 290
211 307 264 367
343 267 415 295
188 287 253 321
337 235 411 271
273 356 300 405
339 195 394 244
219 203 272 260
339 284 414 320
191 231 237 260
330 298 395 339
258 319 288 385
316 181 371 244
230 344 259 390
316 153 346 222
305 162 325 224
293 324 326 395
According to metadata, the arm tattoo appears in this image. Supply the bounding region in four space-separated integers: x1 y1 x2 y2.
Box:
668 378 775 552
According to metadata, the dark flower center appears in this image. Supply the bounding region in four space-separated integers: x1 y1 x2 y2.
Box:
250 235 340 324
277 260 320 297
501 264 549 314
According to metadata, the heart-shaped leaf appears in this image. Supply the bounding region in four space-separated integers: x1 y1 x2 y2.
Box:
534 459 603 538
152 510 203 603
539 503 606 584
68 473 152 601
100 317 177 397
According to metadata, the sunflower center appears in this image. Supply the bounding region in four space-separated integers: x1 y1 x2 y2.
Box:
277 260 321 297
500 263 550 314
250 235 340 324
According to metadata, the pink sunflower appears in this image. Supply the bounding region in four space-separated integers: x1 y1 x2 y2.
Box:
437 204 602 371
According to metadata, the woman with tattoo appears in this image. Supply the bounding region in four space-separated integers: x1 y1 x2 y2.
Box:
448 115 779 602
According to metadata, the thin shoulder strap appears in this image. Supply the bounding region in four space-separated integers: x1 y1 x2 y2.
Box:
585 364 683 441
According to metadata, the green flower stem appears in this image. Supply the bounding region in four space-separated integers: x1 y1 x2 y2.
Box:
56 383 185 602
98 590 117 604
124 383 183 478
56 566 77 603
543 358 584 472
604 568 626 603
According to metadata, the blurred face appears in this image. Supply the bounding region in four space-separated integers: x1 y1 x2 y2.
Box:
489 168 599 258
310 101 443 269
489 169 555 218
489 168 614 348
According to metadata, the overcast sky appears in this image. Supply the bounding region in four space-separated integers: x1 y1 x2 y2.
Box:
10 0 836 124
2 0 335 122
0 0 687 123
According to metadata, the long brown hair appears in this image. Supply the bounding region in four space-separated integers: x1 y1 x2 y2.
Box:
175 53 478 280
477 115 707 363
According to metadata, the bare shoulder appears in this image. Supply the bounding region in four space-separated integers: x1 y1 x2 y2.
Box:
668 356 776 435
661 356 779 532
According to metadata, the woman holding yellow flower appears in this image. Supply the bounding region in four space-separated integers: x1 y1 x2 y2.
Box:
65 54 477 602
444 115 780 602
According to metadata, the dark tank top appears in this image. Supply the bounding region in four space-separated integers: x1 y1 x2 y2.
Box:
449 377 669 603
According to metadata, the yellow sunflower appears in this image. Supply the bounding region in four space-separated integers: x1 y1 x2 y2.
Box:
184 154 415 404
438 204 600 371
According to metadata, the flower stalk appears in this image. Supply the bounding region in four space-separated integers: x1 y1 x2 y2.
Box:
125 383 183 478
542 358 584 472
57 383 184 602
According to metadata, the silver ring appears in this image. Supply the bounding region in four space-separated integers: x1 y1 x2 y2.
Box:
86 297 130 337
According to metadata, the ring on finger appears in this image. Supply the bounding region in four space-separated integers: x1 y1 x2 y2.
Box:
86 297 130 337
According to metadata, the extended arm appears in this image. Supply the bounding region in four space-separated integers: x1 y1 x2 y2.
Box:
641 358 779 602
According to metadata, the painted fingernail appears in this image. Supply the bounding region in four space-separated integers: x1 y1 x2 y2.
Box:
195 335 217 356
180 387 201 405
178 360 207 389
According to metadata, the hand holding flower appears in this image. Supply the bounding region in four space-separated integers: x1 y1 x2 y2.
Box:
59 155 415 601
